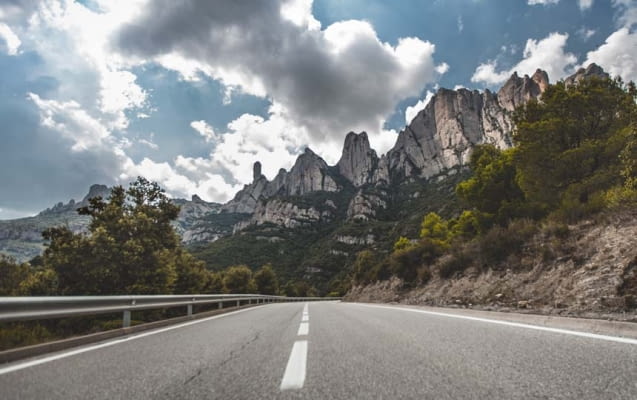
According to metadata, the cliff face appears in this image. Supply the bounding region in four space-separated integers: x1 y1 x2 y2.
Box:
385 68 550 181
337 132 378 187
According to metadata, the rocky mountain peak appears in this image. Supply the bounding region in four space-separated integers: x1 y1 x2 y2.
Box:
286 147 338 195
253 161 263 182
82 184 110 203
531 69 549 92
337 131 378 187
497 69 548 111
565 63 609 87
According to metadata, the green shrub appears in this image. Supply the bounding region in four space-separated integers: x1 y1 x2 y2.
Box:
478 219 537 268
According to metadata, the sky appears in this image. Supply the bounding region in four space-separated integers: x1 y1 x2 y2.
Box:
0 0 636 219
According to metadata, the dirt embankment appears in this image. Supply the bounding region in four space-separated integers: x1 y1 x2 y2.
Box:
345 211 637 322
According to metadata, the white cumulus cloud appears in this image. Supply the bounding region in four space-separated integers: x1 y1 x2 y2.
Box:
528 0 560 5
582 27 637 82
471 32 577 85
0 22 21 55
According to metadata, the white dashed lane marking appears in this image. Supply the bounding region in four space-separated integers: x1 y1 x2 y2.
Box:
280 303 310 391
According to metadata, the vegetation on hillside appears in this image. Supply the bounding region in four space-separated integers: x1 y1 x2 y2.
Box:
352 77 637 287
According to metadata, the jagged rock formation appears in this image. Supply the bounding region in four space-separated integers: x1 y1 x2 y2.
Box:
565 63 609 87
337 132 378 187
386 69 550 181
347 190 387 221
38 184 110 216
234 198 335 231
172 195 223 242
497 69 548 112
284 148 339 195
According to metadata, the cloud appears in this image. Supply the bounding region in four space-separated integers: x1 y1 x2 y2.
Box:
405 91 434 125
0 22 21 55
613 0 637 28
115 0 446 151
471 32 577 85
528 0 560 5
577 27 596 40
582 27 637 82
2 0 447 213
28 92 110 151
190 120 217 142
578 0 594 10
13 0 150 131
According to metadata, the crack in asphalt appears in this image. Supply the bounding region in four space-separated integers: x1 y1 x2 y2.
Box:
217 331 262 369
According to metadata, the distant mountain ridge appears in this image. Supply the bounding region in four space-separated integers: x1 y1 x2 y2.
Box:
0 64 610 263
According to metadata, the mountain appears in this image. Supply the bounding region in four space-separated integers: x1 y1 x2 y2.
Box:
0 187 223 262
0 64 609 288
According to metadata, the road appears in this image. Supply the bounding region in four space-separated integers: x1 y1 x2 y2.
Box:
1 301 636 399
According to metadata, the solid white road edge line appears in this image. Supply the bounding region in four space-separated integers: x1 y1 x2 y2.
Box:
298 322 309 336
280 340 308 390
351 303 637 345
0 305 266 376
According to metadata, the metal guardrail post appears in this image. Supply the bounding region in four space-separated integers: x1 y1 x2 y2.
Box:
123 310 131 328
218 302 223 309
236 300 240 307
187 304 193 316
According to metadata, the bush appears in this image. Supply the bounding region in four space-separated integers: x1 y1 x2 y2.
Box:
389 239 444 283
478 219 537 268
222 265 256 294
437 248 474 279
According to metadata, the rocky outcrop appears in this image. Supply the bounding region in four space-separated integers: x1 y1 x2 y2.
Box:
223 149 339 213
284 148 339 195
234 198 335 231
172 194 223 243
221 174 271 214
387 85 521 180
565 63 609 87
337 132 378 187
497 69 548 112
347 190 387 221
335 234 376 245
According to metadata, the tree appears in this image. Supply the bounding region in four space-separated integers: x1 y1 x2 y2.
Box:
42 177 204 295
0 255 30 295
393 236 412 252
352 250 378 284
513 77 636 218
420 212 450 243
253 264 279 295
456 145 527 226
222 265 256 294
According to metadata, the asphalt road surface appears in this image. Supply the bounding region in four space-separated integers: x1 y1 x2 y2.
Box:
1 301 636 399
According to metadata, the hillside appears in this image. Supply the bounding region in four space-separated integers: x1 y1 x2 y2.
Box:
346 209 637 321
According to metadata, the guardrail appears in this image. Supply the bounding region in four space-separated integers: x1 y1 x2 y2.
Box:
0 294 340 328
